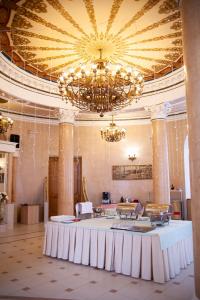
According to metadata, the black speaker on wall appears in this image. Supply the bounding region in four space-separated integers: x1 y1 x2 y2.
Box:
10 134 20 148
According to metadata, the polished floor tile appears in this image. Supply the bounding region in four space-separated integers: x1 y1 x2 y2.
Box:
0 223 196 300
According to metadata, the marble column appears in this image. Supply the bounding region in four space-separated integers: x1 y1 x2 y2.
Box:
12 151 20 203
58 109 76 215
181 1 200 298
146 103 171 204
7 153 13 203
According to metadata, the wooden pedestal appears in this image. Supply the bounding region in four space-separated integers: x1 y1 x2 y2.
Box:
20 205 39 225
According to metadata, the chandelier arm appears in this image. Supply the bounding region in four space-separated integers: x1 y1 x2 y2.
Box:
58 61 144 115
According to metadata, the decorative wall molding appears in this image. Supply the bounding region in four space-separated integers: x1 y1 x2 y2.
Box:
142 67 185 96
0 53 185 112
58 108 78 124
0 140 17 153
145 103 172 120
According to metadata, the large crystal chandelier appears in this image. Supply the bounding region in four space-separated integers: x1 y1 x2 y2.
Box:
100 116 126 142
0 113 13 134
58 49 144 117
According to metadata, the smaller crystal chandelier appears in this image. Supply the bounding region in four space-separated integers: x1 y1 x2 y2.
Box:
0 113 13 134
100 116 126 142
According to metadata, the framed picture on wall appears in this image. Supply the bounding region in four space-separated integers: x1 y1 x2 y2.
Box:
112 165 152 180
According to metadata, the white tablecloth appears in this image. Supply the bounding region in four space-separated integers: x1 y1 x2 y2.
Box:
43 218 193 283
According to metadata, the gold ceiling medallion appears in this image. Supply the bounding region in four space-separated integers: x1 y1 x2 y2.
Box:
58 49 144 116
100 116 126 142
0 113 14 134
75 33 128 63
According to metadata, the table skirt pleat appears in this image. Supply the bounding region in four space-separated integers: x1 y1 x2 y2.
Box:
44 222 193 283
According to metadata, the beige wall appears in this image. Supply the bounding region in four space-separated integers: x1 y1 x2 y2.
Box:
74 118 188 206
0 117 188 210
167 118 188 197
74 124 153 206
5 120 59 206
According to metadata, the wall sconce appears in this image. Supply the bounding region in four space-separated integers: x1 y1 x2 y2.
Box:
128 154 136 161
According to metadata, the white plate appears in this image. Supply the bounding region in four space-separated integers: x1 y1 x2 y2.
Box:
61 220 74 223
50 215 75 222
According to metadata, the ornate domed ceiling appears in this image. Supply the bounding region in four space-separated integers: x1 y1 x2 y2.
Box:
0 0 182 81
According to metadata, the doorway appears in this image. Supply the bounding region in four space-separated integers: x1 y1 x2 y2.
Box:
48 156 82 217
48 156 59 218
74 156 82 208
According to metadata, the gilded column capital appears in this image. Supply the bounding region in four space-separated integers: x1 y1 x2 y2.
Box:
58 108 78 124
145 103 171 120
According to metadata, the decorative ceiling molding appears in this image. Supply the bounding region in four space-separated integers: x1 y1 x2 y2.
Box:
0 52 185 111
145 102 171 119
0 0 183 80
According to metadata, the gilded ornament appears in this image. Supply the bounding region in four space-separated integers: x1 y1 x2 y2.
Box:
12 29 74 45
83 0 98 36
46 58 81 73
117 0 161 35
75 33 128 63
46 0 87 36
14 46 74 51
172 39 182 47
159 0 178 14
23 0 47 13
164 53 181 61
129 47 182 52
16 6 78 39
170 20 182 31
152 64 167 72
129 32 182 45
12 14 32 29
29 53 77 64
106 0 124 34
1 0 184 81
12 34 30 45
126 54 172 64
119 58 152 74
34 63 48 70
18 51 36 60
126 11 181 39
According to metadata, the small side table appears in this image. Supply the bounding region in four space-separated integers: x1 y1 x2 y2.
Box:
20 205 39 224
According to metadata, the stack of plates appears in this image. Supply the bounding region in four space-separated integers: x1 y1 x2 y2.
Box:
50 215 75 223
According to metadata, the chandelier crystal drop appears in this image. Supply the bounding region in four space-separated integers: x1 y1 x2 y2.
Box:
100 116 126 142
0 113 13 134
58 49 144 117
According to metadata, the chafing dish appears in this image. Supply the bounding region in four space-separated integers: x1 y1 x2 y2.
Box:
116 202 144 219
93 207 104 217
145 204 172 225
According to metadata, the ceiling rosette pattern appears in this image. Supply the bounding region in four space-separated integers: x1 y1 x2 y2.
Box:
0 0 182 81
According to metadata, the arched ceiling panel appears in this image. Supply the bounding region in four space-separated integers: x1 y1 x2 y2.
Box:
0 0 182 81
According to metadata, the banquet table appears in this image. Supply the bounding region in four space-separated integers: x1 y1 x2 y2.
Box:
43 218 193 283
